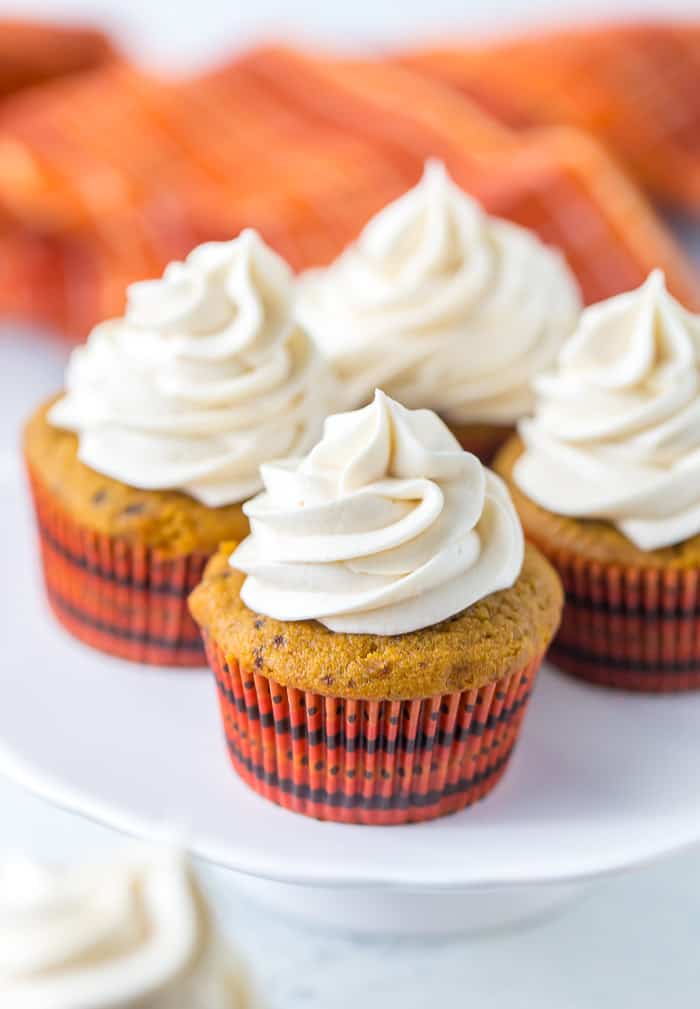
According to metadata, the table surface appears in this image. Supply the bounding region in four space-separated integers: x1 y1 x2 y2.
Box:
2 5 700 1002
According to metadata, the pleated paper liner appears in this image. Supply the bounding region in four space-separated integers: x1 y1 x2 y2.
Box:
27 466 208 667
202 632 542 825
539 547 700 693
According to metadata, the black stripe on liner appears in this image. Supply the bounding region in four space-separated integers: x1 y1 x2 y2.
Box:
214 676 528 751
552 640 700 675
226 735 514 810
564 594 700 620
39 521 195 597
48 586 203 653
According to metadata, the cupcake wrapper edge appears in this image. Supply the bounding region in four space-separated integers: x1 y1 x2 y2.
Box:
27 465 208 667
204 631 542 825
547 548 700 692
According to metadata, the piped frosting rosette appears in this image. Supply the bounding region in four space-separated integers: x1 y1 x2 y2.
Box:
50 229 333 507
298 160 580 424
0 850 250 1008
233 390 524 635
515 270 700 551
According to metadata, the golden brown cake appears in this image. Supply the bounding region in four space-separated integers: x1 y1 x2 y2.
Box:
23 230 334 666
495 436 700 571
494 273 700 692
24 400 248 667
25 400 249 556
189 392 563 824
190 543 562 701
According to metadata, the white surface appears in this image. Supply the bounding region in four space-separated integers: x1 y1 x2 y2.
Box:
226 875 589 935
3 458 700 890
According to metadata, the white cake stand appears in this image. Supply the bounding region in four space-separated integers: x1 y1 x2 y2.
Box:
3 459 700 935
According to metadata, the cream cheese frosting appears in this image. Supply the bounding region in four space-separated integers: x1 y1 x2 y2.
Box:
49 229 332 507
0 849 251 1009
515 270 700 550
232 390 524 635
297 160 581 424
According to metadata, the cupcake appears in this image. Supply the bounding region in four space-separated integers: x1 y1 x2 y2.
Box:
298 159 581 462
23 229 333 666
494 270 700 692
190 391 562 825
0 848 253 1007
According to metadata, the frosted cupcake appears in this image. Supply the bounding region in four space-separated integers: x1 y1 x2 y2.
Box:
0 849 253 1007
190 391 563 825
494 270 700 691
298 160 581 462
23 229 333 666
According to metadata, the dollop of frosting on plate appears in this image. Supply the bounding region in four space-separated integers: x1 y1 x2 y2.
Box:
515 270 700 550
0 849 251 1009
49 229 333 507
232 390 524 635
297 160 580 424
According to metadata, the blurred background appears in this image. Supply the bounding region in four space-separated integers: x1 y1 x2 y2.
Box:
8 0 700 66
2 2 700 1006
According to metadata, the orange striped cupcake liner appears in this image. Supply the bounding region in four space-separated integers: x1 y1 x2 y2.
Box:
27 466 208 667
202 632 543 825
542 548 700 692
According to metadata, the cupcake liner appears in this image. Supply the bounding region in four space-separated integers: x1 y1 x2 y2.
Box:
203 632 542 825
541 547 700 692
27 466 208 667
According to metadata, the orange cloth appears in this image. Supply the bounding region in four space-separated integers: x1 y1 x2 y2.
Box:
0 36 697 339
400 22 700 214
0 19 114 98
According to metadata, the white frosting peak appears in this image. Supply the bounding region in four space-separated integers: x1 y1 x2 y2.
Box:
0 850 250 1009
232 391 524 635
515 271 700 550
298 160 581 424
49 230 333 507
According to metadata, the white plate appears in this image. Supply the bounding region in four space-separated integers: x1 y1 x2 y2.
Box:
2 459 700 893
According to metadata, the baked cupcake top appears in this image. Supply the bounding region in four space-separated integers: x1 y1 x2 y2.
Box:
515 270 700 551
297 160 580 424
0 849 251 1008
49 229 332 507
231 390 524 635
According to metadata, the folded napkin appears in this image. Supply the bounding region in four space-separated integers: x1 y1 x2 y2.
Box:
0 19 114 98
400 21 700 214
0 41 697 340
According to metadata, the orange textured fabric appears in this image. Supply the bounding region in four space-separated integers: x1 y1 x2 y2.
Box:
400 22 700 213
0 20 114 98
0 45 697 340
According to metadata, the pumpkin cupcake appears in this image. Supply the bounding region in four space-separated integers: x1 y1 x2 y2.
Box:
495 270 700 692
297 159 581 462
190 391 562 825
24 229 333 666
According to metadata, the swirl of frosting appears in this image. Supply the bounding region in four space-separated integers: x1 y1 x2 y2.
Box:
232 390 524 635
515 270 700 550
49 229 333 507
297 160 581 424
0 850 250 1009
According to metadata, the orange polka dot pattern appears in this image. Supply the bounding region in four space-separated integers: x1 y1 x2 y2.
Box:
27 466 207 667
203 632 543 825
